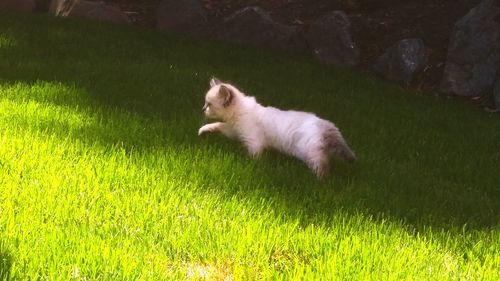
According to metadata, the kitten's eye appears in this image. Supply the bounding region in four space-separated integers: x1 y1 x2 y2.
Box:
202 102 211 112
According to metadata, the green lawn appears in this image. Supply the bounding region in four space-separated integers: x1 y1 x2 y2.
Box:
0 10 499 280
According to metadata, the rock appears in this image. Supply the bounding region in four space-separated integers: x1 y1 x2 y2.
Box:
156 0 206 33
306 11 360 67
494 77 500 109
373 38 429 82
440 0 500 96
50 0 130 25
217 6 307 53
36 0 51 12
0 0 36 12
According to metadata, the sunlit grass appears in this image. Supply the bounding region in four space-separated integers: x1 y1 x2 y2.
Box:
0 10 499 280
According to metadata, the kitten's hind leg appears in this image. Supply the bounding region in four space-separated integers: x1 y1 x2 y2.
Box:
304 148 330 178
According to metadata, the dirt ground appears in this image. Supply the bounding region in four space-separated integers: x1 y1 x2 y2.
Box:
97 0 483 93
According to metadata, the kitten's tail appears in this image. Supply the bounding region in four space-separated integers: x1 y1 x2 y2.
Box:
331 135 357 163
325 123 357 163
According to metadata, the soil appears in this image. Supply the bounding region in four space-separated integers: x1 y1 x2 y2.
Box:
95 0 483 94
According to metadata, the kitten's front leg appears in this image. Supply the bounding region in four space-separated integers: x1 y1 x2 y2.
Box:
198 123 219 135
247 145 264 158
198 122 236 138
244 138 265 158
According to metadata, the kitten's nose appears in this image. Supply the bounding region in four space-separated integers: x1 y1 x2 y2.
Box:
202 105 207 112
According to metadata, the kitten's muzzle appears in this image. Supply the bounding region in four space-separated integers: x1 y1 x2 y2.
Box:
202 104 208 113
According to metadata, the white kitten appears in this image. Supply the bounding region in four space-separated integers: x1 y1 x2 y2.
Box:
198 78 356 177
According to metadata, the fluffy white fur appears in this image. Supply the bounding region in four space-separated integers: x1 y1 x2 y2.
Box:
198 78 356 177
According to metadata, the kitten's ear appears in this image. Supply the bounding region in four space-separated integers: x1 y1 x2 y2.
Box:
219 85 233 107
210 77 222 88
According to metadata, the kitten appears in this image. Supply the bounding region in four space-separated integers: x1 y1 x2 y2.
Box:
198 78 356 177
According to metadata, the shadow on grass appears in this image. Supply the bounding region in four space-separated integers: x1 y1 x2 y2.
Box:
0 240 13 281
0 11 499 232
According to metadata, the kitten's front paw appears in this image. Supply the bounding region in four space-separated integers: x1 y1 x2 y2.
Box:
198 127 207 136
198 125 212 136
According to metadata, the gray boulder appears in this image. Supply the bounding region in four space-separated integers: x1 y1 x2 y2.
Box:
440 0 500 96
494 77 500 109
373 38 429 82
50 0 130 24
306 11 360 67
156 0 206 33
0 0 36 12
36 0 51 12
217 6 307 53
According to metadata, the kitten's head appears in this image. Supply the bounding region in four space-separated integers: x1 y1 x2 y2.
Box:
202 78 237 120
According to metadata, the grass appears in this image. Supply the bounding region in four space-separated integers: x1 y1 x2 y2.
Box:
0 10 499 280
